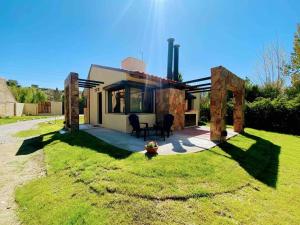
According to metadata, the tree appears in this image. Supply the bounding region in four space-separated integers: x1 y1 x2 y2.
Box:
244 77 260 102
178 73 183 82
9 85 47 103
34 88 47 103
53 88 62 101
9 85 21 102
7 80 19 87
285 24 300 94
255 41 287 95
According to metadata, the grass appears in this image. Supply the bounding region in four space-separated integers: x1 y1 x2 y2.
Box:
0 115 54 125
15 120 64 138
15 115 84 138
15 122 300 225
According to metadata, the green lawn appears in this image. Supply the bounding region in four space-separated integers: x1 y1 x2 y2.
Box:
14 115 84 138
15 122 300 225
0 115 53 125
15 120 64 138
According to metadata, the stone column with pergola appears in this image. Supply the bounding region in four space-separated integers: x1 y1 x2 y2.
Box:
64 72 79 132
210 66 245 142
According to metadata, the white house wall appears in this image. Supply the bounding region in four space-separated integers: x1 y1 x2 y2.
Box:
88 66 127 129
87 65 156 133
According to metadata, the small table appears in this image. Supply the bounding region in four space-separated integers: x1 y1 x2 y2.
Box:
146 122 165 141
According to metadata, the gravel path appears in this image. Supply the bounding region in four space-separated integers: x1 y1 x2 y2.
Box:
0 117 63 225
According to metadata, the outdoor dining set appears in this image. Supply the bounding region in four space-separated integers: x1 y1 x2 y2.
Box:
128 113 174 141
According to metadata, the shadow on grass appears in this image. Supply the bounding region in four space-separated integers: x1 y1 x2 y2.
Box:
16 131 133 159
16 129 281 188
144 152 158 160
16 132 57 155
213 132 280 188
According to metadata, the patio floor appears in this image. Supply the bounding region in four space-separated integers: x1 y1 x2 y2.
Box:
80 125 237 155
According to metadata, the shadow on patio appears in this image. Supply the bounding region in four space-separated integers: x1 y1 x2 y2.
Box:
83 126 237 155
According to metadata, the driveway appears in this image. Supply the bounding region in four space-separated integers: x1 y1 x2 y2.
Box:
0 117 62 225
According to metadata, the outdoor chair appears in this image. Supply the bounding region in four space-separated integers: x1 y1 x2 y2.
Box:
162 114 174 141
128 114 149 141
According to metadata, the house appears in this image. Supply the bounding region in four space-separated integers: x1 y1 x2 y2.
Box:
65 38 245 142
83 39 200 133
83 58 200 133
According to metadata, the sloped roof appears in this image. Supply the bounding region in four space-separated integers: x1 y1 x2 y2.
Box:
91 64 179 85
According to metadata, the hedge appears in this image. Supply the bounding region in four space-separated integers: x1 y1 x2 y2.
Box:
199 95 300 135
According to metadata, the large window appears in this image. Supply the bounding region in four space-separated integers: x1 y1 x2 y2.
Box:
107 86 154 114
108 89 125 113
130 87 153 113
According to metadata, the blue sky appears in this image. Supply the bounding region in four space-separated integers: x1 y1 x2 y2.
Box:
0 0 299 89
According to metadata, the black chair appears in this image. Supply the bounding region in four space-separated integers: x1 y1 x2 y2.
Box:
128 114 149 141
162 114 174 140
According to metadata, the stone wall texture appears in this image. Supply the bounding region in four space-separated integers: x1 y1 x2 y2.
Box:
156 88 185 131
210 66 245 142
64 73 79 132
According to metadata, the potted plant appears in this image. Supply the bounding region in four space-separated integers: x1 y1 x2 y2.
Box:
145 141 158 154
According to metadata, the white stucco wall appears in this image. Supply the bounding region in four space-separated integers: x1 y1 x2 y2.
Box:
88 66 127 131
86 65 157 133
23 103 38 115
15 103 24 116
50 101 62 115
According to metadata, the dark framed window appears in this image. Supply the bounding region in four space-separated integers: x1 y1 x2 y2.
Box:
129 87 154 113
107 86 154 114
108 88 125 113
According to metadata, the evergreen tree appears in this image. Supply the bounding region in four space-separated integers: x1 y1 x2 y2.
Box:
286 24 300 91
53 88 62 101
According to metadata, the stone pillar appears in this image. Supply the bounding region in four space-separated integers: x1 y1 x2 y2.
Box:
155 88 185 131
210 67 227 142
64 72 79 132
233 88 245 133
210 66 245 142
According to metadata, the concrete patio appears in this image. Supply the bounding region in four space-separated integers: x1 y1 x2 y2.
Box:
80 125 237 155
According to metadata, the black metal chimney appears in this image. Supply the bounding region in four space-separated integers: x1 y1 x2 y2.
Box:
173 44 180 81
167 38 175 80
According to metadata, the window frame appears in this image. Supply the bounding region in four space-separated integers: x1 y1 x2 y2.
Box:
107 88 126 113
107 84 155 114
128 86 154 114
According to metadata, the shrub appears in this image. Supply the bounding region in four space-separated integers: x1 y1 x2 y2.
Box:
245 95 300 134
199 95 300 134
199 105 210 123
